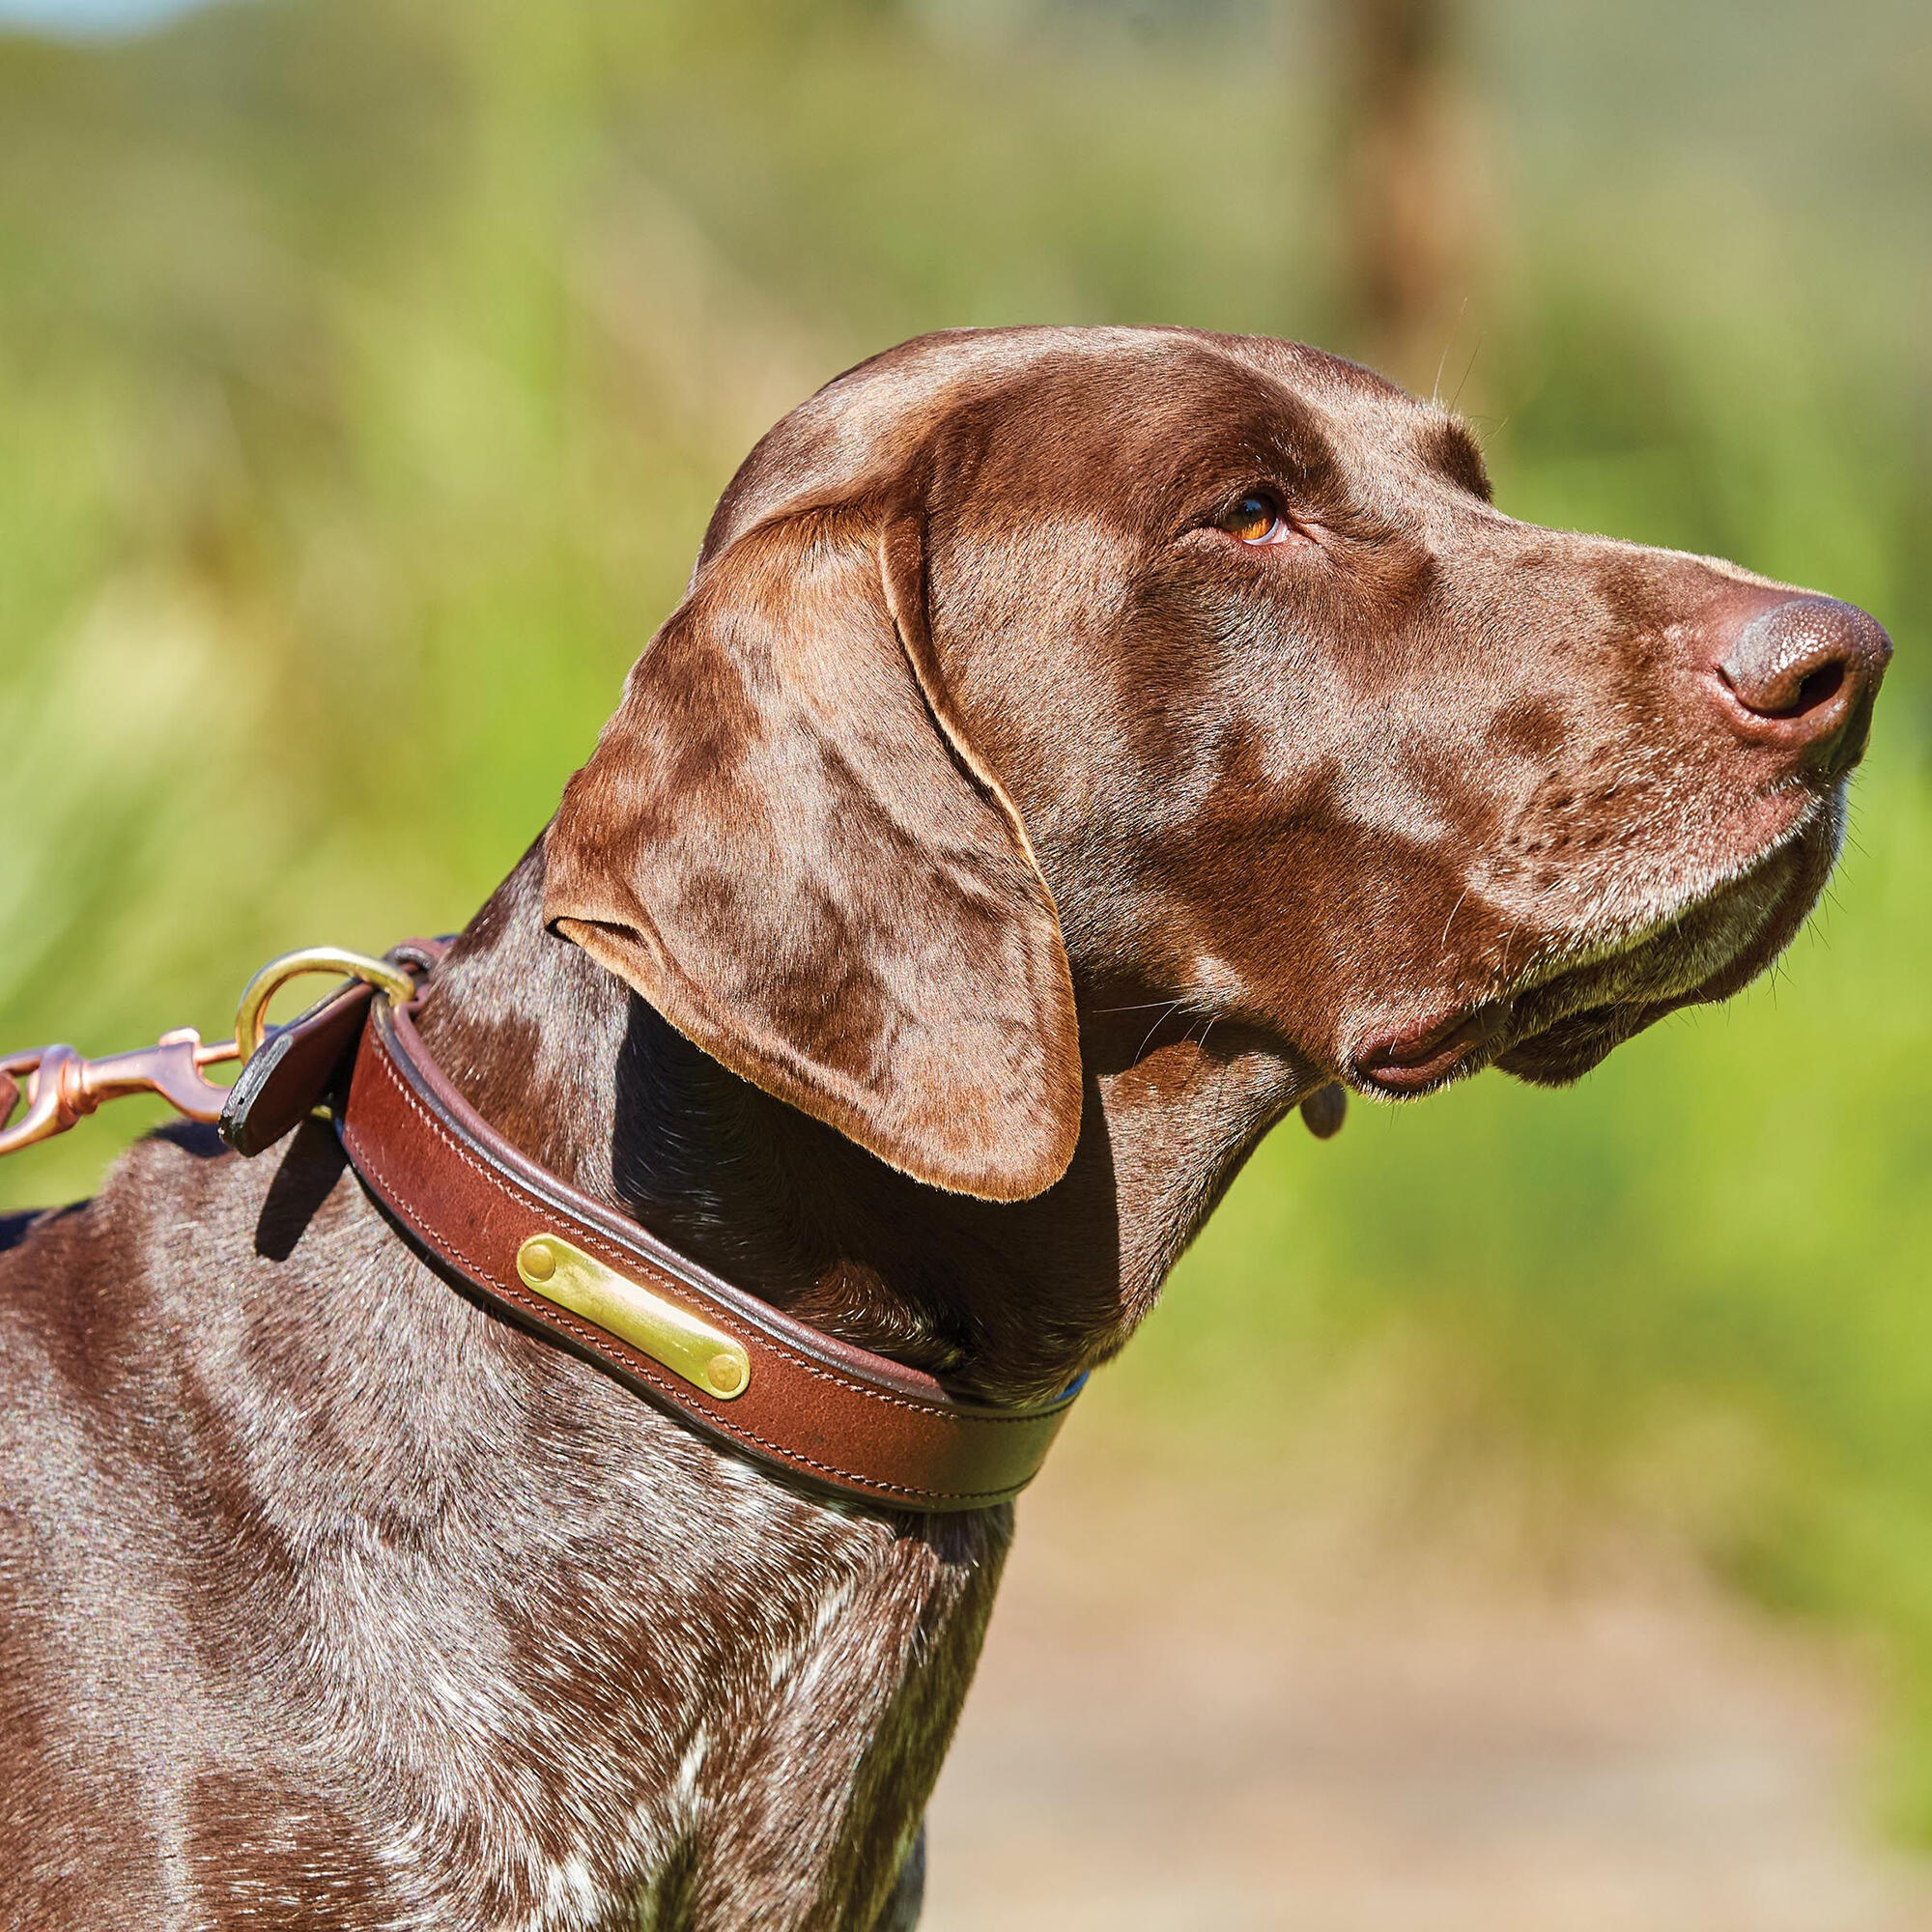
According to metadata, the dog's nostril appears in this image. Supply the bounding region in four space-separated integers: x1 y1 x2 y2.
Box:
1730 656 1847 721
1791 662 1845 715
1714 594 1890 775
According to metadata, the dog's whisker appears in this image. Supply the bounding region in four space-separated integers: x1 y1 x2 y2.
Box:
1133 997 1193 1062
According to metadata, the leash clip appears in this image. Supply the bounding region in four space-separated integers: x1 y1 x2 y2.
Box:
0 946 421 1160
0 1031 240 1157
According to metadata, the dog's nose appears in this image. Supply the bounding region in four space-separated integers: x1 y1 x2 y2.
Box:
1714 595 1891 781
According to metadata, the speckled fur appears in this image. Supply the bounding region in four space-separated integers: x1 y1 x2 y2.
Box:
0 327 1883 1930
0 1138 985 1929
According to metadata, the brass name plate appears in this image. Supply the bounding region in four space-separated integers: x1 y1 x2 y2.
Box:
515 1234 752 1402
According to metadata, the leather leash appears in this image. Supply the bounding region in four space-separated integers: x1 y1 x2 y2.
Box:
2 945 1076 1514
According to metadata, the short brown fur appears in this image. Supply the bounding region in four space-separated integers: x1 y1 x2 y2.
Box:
0 327 1889 1928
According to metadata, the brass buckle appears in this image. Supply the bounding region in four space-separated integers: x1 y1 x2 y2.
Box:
0 946 418 1160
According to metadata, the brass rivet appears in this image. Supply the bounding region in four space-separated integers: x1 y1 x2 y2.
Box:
522 1240 557 1283
708 1353 746 1396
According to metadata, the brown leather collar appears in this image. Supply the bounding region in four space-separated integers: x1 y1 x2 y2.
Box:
219 951 1077 1514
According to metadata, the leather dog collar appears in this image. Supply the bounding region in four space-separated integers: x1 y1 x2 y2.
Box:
220 951 1077 1514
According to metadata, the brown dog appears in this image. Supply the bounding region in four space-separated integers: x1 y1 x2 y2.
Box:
0 328 1889 1929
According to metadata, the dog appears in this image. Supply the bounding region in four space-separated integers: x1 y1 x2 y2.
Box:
0 327 1889 1929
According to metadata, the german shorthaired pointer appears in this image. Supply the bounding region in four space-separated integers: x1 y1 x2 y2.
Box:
0 328 1889 1928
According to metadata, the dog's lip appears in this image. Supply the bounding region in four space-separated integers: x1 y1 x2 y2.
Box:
1351 1003 1509 1094
1493 1003 1648 1084
1349 804 1833 1100
1498 864 1804 1082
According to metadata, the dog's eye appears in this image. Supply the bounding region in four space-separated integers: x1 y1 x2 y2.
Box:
1217 493 1291 544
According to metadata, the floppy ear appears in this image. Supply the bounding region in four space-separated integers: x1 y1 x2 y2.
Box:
543 507 1083 1202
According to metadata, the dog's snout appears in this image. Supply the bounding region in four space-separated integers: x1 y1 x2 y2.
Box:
1712 595 1891 780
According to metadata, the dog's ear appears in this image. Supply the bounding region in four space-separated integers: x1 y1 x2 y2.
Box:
543 508 1082 1202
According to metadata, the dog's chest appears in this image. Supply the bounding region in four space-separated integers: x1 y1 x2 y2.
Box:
0 1139 1012 1931
244 1421 1011 1931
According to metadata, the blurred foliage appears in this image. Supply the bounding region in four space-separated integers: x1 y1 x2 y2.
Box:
2 0 1929 1835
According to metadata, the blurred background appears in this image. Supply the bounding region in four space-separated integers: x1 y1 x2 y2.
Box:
0 0 1927 1922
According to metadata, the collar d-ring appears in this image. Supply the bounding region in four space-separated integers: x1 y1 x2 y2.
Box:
232 948 419 1064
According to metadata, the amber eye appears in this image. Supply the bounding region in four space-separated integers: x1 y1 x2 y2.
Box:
1218 493 1287 543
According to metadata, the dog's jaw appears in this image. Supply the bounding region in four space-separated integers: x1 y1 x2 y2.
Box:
1495 794 1843 1085
1339 789 1844 1100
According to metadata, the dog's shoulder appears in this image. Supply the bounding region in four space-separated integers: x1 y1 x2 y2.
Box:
0 1120 355 1458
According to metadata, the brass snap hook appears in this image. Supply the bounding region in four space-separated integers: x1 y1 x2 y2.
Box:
0 945 420 1160
0 1031 241 1157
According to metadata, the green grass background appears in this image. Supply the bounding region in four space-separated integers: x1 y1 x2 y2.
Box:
2 0 1929 1833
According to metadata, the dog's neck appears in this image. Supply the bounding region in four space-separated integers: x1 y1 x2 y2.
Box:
414 845 1302 1403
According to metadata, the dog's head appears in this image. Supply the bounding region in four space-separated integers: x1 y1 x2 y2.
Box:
546 327 1889 1201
